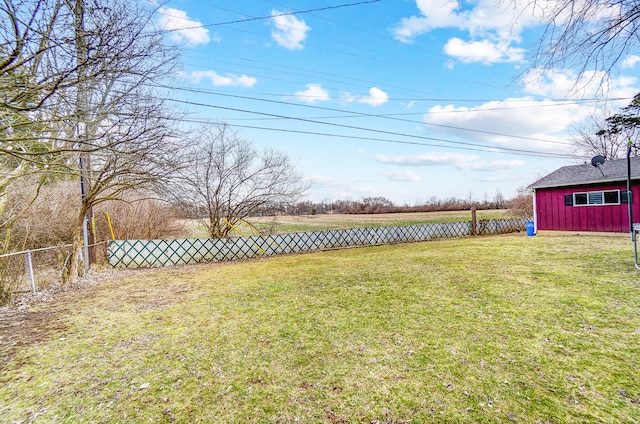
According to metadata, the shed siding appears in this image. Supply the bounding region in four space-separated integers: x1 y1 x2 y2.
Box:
535 183 639 232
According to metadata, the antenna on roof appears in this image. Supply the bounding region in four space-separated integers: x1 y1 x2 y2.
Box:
591 155 606 177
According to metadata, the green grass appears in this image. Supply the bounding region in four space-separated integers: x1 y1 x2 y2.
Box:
183 210 516 237
250 210 513 234
2 234 640 422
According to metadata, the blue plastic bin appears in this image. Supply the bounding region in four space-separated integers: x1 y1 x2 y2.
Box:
526 221 535 236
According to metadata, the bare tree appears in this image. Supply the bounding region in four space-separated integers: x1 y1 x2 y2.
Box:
171 124 310 239
0 0 182 282
1 0 75 115
0 6 69 253
492 189 506 209
572 114 627 159
63 0 181 281
572 94 640 159
526 0 640 75
507 186 533 218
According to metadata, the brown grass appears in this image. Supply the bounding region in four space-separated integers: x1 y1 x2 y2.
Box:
184 210 514 237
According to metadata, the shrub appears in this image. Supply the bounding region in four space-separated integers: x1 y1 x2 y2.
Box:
0 178 79 304
0 181 186 304
93 197 185 241
507 188 533 218
0 255 23 305
1 178 78 251
3 180 185 247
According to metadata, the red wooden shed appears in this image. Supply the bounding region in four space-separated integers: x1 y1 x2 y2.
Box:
528 156 640 233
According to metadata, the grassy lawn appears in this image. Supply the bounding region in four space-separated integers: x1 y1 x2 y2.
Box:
185 210 515 237
1 234 640 422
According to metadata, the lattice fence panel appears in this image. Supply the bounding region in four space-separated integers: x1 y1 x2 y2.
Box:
108 218 528 269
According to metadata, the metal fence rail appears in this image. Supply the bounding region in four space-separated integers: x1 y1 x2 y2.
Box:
0 244 72 295
0 242 112 296
108 218 528 269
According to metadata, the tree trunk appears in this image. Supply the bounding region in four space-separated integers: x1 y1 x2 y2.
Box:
65 206 87 284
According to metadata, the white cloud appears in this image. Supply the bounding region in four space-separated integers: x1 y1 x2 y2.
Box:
307 175 376 200
391 0 545 64
308 175 345 187
521 68 581 98
391 16 430 44
271 11 310 50
465 159 525 172
380 169 421 181
425 98 586 153
374 152 524 172
295 84 330 103
191 71 257 87
421 68 638 154
622 55 640 69
392 0 460 43
393 0 543 43
339 92 357 104
521 68 637 99
423 93 640 157
358 87 389 107
392 0 625 66
158 7 209 46
444 38 524 64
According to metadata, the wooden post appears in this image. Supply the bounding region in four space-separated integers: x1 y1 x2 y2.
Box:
471 207 477 236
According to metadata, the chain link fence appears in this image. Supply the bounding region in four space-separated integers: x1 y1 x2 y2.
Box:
108 218 528 269
0 242 111 299
0 245 72 300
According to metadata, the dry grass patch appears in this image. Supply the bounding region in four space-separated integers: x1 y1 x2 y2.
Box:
185 210 513 237
1 234 640 422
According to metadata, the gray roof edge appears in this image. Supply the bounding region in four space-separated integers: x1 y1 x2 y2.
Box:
527 156 640 190
529 176 640 190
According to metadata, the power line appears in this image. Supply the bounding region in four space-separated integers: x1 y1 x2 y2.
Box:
153 113 574 158
107 108 580 159
171 5 511 96
161 0 380 32
181 39 510 99
258 0 516 91
120 112 548 156
164 97 578 159
171 71 630 106
160 84 580 146
217 122 577 159
160 1 633 134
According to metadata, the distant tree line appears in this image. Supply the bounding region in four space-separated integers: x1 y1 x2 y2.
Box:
285 190 531 216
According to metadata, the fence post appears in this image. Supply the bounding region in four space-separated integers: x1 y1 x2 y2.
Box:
25 250 36 294
471 207 477 236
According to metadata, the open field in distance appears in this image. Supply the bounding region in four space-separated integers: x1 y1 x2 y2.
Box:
184 209 516 237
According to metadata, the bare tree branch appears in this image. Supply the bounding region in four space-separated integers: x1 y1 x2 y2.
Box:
527 0 640 80
0 0 182 282
168 123 310 239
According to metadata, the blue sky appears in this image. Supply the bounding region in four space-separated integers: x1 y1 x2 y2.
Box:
154 0 640 205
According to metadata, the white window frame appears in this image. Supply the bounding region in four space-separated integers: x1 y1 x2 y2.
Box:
572 190 621 206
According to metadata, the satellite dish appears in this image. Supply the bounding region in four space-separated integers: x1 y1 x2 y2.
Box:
591 155 606 176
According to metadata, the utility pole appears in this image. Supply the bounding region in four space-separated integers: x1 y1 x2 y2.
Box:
75 0 94 273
